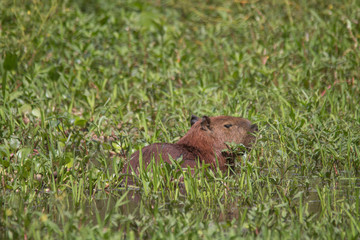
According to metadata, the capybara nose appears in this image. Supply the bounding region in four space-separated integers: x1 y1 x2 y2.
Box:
250 124 258 132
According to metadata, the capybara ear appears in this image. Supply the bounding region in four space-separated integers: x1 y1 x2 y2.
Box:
190 115 200 126
200 116 211 131
250 124 258 132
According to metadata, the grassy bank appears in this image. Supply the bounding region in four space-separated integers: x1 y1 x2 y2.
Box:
1 0 360 239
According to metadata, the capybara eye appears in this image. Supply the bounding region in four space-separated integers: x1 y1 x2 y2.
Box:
224 124 232 128
250 124 258 132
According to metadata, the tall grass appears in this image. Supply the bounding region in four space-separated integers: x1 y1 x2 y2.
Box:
1 0 360 239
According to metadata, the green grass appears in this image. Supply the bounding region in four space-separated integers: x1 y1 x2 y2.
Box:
1 0 360 239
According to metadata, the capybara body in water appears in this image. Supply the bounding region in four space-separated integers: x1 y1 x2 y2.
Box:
123 115 258 174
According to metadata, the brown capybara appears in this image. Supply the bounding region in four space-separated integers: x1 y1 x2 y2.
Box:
123 115 258 174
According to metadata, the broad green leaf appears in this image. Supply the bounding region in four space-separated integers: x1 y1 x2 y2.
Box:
3 52 18 71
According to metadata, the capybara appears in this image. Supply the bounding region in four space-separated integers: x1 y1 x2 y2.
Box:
123 115 258 174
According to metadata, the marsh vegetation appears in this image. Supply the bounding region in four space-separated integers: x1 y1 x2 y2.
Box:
1 0 360 239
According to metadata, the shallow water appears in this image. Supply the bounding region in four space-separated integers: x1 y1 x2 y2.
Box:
5 170 357 229
81 173 360 225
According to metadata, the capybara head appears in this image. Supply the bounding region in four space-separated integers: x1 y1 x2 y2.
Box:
186 115 258 150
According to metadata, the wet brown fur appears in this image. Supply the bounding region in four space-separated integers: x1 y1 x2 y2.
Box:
123 115 257 174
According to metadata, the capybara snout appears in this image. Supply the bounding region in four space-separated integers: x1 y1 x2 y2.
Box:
124 115 257 174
